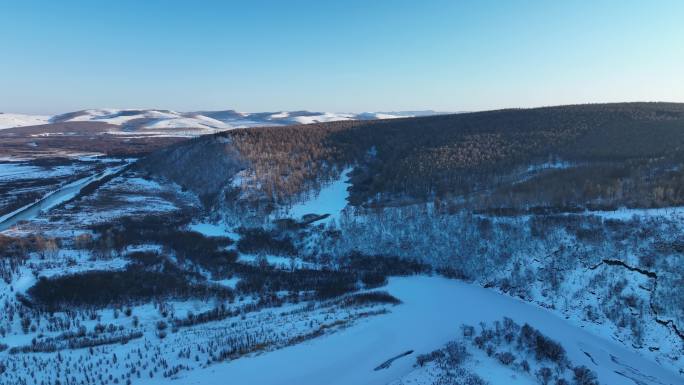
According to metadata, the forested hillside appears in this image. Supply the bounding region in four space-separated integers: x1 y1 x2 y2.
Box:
139 102 684 211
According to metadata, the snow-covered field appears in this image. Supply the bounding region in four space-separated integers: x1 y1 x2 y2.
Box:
0 162 129 231
0 255 393 385
3 272 676 385
0 157 127 226
188 222 239 238
283 167 353 224
143 276 681 385
0 162 86 181
0 162 200 241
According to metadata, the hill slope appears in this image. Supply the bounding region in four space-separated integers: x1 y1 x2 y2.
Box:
0 112 50 129
140 102 684 210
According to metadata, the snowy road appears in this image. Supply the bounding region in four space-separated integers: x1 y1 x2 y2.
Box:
161 276 682 385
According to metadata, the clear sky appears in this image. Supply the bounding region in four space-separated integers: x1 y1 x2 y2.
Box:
1 0 683 114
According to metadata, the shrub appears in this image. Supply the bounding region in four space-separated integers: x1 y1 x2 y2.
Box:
535 333 566 363
521 359 530 372
462 373 487 385
573 366 599 385
340 291 400 307
443 341 469 367
360 272 387 288
461 325 475 338
536 367 553 385
416 350 444 367
496 351 516 365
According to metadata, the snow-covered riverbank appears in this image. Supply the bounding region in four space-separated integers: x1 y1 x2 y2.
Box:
154 276 681 385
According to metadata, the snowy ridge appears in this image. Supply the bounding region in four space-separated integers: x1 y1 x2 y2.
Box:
0 112 51 129
0 109 447 134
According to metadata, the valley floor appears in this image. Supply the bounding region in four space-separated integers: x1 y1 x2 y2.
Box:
1 150 682 384
152 276 681 385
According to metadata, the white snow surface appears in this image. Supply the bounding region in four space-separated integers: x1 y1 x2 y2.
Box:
154 276 681 385
0 162 88 182
285 168 352 224
188 222 238 238
237 253 318 270
391 345 538 385
586 206 684 220
0 109 446 134
0 112 50 129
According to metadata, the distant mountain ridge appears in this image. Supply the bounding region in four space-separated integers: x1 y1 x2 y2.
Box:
0 109 448 133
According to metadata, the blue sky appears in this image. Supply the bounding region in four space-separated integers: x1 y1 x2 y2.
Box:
1 0 683 114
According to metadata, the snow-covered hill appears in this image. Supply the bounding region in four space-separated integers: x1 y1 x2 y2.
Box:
0 113 50 129
0 108 446 134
